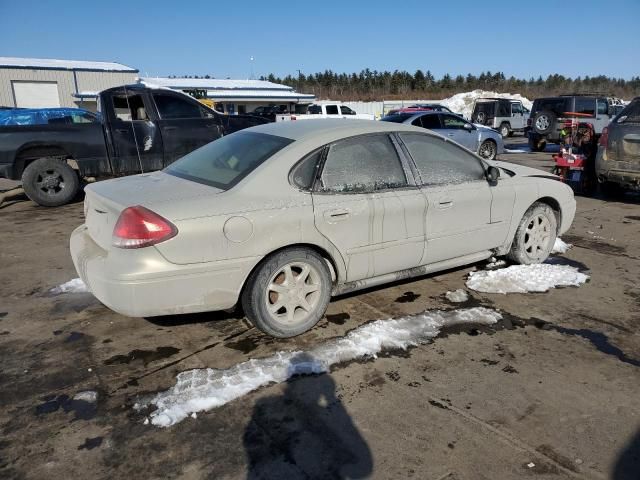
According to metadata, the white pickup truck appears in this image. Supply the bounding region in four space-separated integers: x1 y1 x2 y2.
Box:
275 103 375 122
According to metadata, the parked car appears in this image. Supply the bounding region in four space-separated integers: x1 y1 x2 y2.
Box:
250 105 289 122
471 98 529 138
381 111 504 160
276 103 375 121
0 84 267 206
595 97 640 193
527 94 624 152
386 104 455 116
70 119 575 338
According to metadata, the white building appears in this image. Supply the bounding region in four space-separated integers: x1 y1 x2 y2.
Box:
0 57 138 111
139 77 315 114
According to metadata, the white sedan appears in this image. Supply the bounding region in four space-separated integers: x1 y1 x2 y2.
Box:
70 120 575 337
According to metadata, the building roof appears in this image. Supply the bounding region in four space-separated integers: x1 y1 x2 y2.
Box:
0 56 138 72
140 77 292 91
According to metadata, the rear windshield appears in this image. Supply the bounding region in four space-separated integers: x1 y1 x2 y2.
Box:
473 102 496 116
381 113 414 123
616 100 640 124
165 131 293 189
532 97 573 116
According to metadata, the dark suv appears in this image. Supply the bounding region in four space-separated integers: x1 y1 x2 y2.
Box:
527 94 623 151
595 97 640 193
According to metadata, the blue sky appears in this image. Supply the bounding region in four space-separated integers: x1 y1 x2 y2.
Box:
2 0 639 80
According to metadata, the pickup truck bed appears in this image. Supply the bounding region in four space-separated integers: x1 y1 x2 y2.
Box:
0 84 266 206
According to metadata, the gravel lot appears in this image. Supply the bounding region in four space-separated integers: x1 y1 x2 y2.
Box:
1 136 639 480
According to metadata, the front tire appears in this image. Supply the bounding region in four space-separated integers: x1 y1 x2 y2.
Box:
241 248 332 338
478 140 497 160
21 157 80 207
508 202 557 265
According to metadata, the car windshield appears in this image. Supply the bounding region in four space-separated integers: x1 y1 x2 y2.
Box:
533 97 573 116
381 113 414 123
165 131 294 189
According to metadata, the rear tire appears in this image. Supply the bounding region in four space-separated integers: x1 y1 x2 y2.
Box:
508 202 557 265
21 157 80 207
241 248 332 338
500 123 510 138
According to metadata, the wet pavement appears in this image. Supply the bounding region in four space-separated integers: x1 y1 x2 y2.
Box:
1 136 639 479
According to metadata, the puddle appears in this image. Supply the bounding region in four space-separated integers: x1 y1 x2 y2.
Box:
395 291 421 303
0 312 7 319
624 216 640 221
104 346 180 366
562 234 628 257
326 313 350 325
35 394 97 420
65 331 86 343
78 437 103 451
225 336 262 354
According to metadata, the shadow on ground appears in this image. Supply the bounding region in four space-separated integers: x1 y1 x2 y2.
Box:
243 353 373 479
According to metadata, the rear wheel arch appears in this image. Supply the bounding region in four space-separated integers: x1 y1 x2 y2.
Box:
239 243 344 299
15 145 74 177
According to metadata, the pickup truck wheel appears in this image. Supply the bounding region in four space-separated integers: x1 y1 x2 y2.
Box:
500 123 510 138
478 140 497 160
508 202 557 265
241 248 332 338
21 157 80 207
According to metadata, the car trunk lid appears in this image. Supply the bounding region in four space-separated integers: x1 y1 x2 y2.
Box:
84 171 223 250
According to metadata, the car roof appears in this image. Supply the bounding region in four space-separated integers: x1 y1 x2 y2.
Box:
247 118 425 141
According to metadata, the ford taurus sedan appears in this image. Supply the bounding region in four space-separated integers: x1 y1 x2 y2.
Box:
70 120 575 338
381 111 504 160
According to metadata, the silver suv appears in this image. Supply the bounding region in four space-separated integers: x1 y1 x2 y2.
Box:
471 98 529 138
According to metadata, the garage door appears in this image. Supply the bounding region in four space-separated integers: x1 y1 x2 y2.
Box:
12 81 61 108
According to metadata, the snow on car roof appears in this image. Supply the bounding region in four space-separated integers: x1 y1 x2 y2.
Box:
0 56 138 72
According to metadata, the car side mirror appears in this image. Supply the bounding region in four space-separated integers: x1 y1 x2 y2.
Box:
463 123 473 131
487 166 500 183
607 106 614 116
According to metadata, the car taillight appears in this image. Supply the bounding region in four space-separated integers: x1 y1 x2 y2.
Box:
112 206 177 249
599 126 609 147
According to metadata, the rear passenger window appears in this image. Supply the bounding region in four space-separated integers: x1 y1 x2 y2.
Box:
419 115 441 129
319 135 407 193
574 97 596 116
291 149 322 190
400 133 486 186
153 93 203 119
325 105 339 115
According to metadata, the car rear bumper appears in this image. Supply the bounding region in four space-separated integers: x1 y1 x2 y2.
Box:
595 148 640 189
70 224 260 317
0 163 14 179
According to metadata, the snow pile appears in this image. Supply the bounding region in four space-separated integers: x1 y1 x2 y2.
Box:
439 90 533 120
551 237 572 254
466 264 588 294
49 278 88 295
136 307 502 427
445 289 469 303
73 391 98 403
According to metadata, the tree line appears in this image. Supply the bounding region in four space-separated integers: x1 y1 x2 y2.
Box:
255 70 640 101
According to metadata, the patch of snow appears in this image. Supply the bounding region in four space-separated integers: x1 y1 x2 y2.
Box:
466 264 588 294
551 237 572 254
445 289 469 303
439 90 533 120
49 278 88 295
485 259 508 270
135 307 502 427
505 148 530 153
73 391 97 403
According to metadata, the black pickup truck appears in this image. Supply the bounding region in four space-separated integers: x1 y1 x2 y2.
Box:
0 84 267 206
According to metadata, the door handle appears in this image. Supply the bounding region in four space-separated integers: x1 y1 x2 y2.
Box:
164 126 178 131
115 128 129 134
447 133 455 136
437 198 453 209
